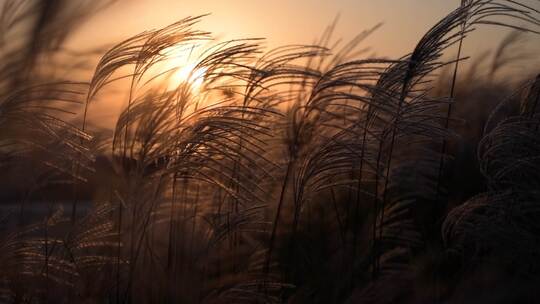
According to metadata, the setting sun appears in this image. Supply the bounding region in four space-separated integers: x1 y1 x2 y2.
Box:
162 46 207 91
170 62 206 90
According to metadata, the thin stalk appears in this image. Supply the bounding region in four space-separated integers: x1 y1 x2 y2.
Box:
124 175 165 303
116 197 123 304
329 183 345 246
167 175 178 274
264 158 295 282
178 178 188 278
372 139 384 278
189 184 200 268
435 24 466 198
377 76 409 274
350 120 369 286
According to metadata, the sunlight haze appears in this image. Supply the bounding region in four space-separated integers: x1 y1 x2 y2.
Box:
70 0 539 58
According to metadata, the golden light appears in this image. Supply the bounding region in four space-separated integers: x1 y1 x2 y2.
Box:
162 46 207 92
170 62 207 91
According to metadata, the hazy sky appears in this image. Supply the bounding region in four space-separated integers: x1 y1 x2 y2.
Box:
68 0 539 129
70 0 540 58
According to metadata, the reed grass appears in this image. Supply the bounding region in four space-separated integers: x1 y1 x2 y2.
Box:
1 0 539 303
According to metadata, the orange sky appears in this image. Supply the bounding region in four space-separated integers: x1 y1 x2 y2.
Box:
70 0 540 58
68 0 540 129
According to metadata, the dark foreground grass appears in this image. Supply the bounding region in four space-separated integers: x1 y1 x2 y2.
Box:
1 1 540 303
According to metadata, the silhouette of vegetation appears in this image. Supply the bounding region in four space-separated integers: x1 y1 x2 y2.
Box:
0 0 539 303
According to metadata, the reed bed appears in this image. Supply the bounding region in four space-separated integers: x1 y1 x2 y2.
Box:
1 0 539 303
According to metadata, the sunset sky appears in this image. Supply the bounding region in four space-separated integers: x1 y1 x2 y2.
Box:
68 0 540 128
71 0 540 58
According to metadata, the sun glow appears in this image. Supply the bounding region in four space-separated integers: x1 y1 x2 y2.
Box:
170 62 206 91
163 46 207 92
